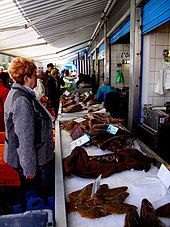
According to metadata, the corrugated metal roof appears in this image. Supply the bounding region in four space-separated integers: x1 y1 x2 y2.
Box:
0 0 109 65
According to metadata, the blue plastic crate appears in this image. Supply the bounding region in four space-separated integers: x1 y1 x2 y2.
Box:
48 197 55 211
27 197 45 211
26 190 38 200
12 204 22 214
12 195 55 214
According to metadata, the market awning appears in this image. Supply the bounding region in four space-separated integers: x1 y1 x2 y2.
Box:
0 0 110 65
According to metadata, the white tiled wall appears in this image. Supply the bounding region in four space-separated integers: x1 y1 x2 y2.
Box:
110 44 130 88
142 21 170 109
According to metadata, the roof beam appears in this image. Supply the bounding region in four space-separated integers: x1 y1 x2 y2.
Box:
55 39 92 55
31 39 91 58
0 42 47 51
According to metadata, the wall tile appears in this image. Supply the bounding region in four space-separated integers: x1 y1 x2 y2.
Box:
149 72 155 84
111 45 117 51
123 44 130 51
142 84 149 104
155 59 163 72
117 44 124 51
168 34 170 45
150 32 156 45
111 51 117 58
148 97 153 104
155 71 160 82
149 58 155 71
155 45 165 59
111 63 117 71
148 84 154 96
111 70 117 78
152 96 165 106
150 45 156 58
156 32 168 45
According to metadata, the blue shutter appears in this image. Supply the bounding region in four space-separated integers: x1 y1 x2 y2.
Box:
142 0 170 34
109 20 130 45
98 44 105 53
98 44 105 60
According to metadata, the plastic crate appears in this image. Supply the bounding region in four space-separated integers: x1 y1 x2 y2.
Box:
0 132 5 143
0 144 5 163
13 195 55 214
0 209 54 227
0 144 20 186
48 197 55 211
27 197 46 211
12 204 22 214
26 189 38 200
0 163 20 186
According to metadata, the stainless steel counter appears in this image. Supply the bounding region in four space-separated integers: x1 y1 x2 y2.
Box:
55 120 67 227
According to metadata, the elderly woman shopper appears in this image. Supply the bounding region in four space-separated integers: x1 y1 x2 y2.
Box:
4 57 55 211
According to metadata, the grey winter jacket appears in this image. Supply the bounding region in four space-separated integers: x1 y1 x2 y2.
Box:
4 83 54 176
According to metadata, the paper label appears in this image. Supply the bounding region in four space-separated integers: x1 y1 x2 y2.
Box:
157 164 170 189
91 174 102 197
106 124 118 135
159 118 165 124
70 134 90 150
64 90 70 96
74 117 86 123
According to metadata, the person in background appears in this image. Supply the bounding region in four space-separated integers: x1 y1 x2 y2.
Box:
44 63 54 89
65 69 70 77
0 66 5 73
34 69 48 106
4 57 55 211
71 70 77 77
91 70 98 94
47 68 65 118
0 72 10 131
76 73 92 88
95 80 123 118
95 80 117 103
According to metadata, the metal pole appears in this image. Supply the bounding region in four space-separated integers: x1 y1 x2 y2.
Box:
104 22 110 82
77 52 80 75
128 0 136 131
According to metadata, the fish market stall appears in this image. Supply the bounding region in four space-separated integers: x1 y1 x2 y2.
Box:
55 113 170 227
58 92 106 122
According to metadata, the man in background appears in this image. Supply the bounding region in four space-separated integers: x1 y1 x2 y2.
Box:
44 63 54 90
47 68 65 118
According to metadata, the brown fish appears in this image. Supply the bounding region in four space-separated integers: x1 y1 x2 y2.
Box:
77 205 108 219
103 203 137 214
67 183 137 219
156 203 170 218
124 208 141 227
140 198 165 227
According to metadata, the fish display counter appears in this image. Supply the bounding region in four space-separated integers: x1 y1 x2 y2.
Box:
58 92 106 122
54 113 170 227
